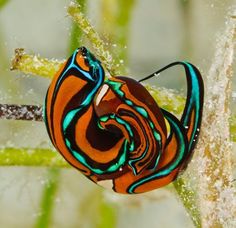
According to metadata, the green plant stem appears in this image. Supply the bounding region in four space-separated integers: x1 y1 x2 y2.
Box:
67 2 117 76
115 0 135 64
173 178 201 228
35 168 60 228
77 189 117 228
11 48 63 79
98 197 117 228
197 13 236 227
0 147 68 167
230 115 236 141
0 0 9 9
101 0 136 74
69 0 86 54
179 0 192 58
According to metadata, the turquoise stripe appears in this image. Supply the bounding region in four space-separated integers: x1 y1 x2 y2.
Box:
66 139 128 174
106 79 162 172
128 114 186 194
182 62 200 151
55 50 94 93
61 49 109 175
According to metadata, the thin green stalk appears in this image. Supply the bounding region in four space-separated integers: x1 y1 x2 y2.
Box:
67 2 117 76
197 12 236 226
77 189 117 228
11 48 63 79
35 168 60 228
98 196 117 228
101 0 136 74
230 115 236 141
173 178 201 228
0 147 68 167
179 0 192 59
69 0 86 54
115 0 135 65
0 0 9 9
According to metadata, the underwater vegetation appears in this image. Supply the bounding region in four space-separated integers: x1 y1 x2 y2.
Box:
0 0 235 227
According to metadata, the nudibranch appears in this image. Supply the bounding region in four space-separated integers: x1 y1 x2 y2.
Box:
44 47 204 194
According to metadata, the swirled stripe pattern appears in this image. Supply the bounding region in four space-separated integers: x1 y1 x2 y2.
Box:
44 47 204 194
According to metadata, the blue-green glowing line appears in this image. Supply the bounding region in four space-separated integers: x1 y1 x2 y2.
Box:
66 139 128 174
61 51 111 175
128 115 186 194
99 114 135 152
182 62 200 151
55 50 94 93
106 79 162 172
62 60 103 131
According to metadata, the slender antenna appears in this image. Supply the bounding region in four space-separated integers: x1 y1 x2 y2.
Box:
139 62 181 83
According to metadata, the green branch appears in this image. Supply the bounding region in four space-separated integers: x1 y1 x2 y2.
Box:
101 0 136 74
67 2 118 76
0 0 9 9
11 48 63 79
68 0 86 54
35 168 60 228
173 179 201 228
0 147 68 167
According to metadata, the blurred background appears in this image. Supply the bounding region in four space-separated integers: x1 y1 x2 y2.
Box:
0 0 235 227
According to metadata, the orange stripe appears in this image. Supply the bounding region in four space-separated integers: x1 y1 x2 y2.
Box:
117 104 157 173
134 169 178 193
157 131 179 170
52 75 90 173
76 53 90 72
112 117 182 193
46 62 67 146
75 106 127 164
113 167 178 194
95 83 162 174
111 77 167 148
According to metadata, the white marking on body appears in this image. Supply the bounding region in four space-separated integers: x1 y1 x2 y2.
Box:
97 180 113 190
96 84 109 106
